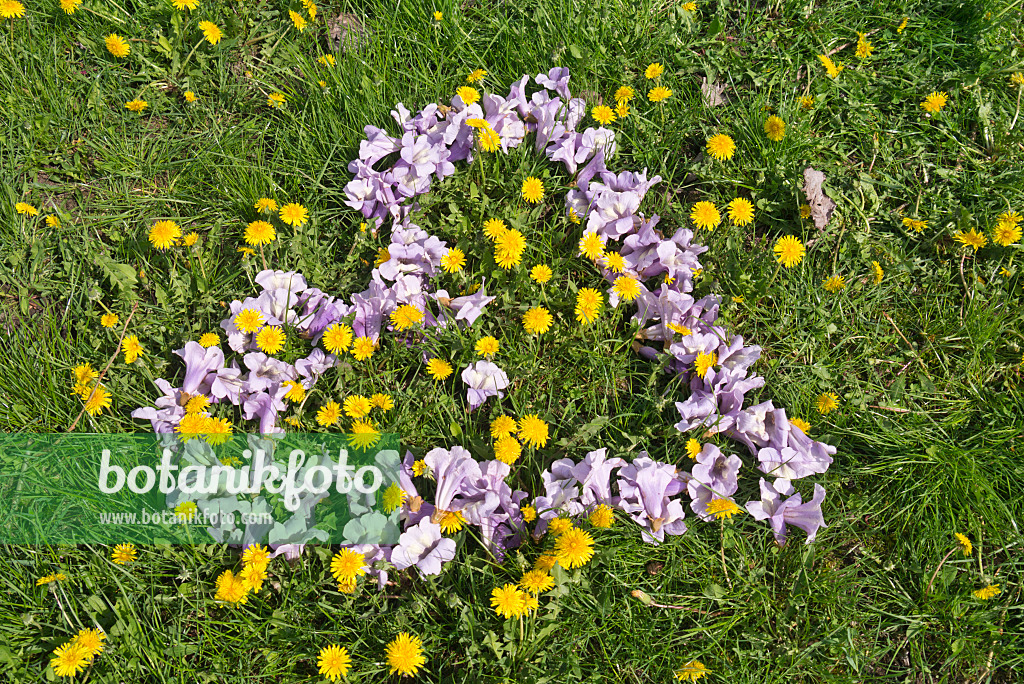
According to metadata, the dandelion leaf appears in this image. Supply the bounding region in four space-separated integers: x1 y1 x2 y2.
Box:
802 167 836 230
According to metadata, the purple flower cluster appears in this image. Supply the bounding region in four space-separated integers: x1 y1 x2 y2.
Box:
138 68 836 574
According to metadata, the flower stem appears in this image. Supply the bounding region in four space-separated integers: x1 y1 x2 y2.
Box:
926 548 958 594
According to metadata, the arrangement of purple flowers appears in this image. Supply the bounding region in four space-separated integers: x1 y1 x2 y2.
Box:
136 67 835 577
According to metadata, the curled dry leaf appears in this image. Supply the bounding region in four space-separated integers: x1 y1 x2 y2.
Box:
802 166 836 230
700 76 728 107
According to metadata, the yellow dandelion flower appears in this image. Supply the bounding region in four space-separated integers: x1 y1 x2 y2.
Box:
648 86 672 103
855 32 873 59
555 527 595 569
322 323 354 354
799 95 814 110
871 261 884 284
351 336 376 361
111 543 137 564
522 307 553 335
823 275 846 292
953 228 986 251
289 10 307 31
59 0 82 13
316 400 342 426
491 583 528 619
390 304 424 331
521 177 545 203
279 203 308 226
490 415 517 437
578 231 606 261
386 633 426 676
148 220 181 250
100 313 119 328
122 335 144 363
478 126 501 153
50 642 89 678
245 220 276 246
773 235 805 268
816 392 839 414
518 414 549 448
690 201 721 230
992 220 1022 247
706 497 742 519
15 202 39 216
441 247 467 273
728 197 755 226
615 85 635 103
612 276 641 302
426 358 453 380
382 482 407 513
125 99 149 112
897 17 908 34
466 68 487 83
530 264 553 283
818 54 843 78
105 34 130 58
685 438 701 459
955 532 973 556
921 91 948 114
267 92 286 108
457 86 480 105
675 660 710 682
705 134 735 161
790 417 811 434
494 435 521 465
973 584 1000 600
343 395 372 419
592 105 616 125
233 308 265 334
575 288 603 324
694 351 716 379
645 62 664 79
764 115 785 141
199 21 223 45
589 504 615 528
475 336 499 357
483 218 508 240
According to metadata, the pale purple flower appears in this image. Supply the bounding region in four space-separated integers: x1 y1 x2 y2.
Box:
255 269 307 294
746 478 827 545
131 378 187 432
295 349 337 382
174 341 224 395
617 456 688 544
687 444 742 520
391 518 457 576
461 360 510 410
242 385 288 434
210 363 245 404
243 352 295 393
422 446 480 513
535 67 571 99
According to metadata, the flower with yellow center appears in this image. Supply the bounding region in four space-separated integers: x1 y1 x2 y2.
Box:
268 92 286 108
183 232 198 246
44 215 60 228
992 220 1022 247
105 34 130 58
727 197 755 226
427 358 453 380
382 482 407 513
690 201 721 230
36 573 67 586
871 261 884 285
478 126 501 152
589 504 615 528
214 569 249 603
790 417 811 434
73 628 106 660
301 0 317 20
15 202 38 216
483 218 507 240
289 10 307 30
475 336 499 357
317 54 336 67
331 548 368 582
279 203 308 226
390 304 424 330
125 99 149 112
203 418 233 445
530 264 553 283
799 95 814 110
706 497 742 519
185 395 211 414
343 395 372 419
199 21 223 44
521 505 537 523
175 413 209 441
316 400 342 426
520 569 555 593
123 335 144 363
375 247 391 266
897 17 908 33
568 207 582 223
174 500 198 520
466 68 487 82
148 220 181 250
60 0 82 13
764 115 785 141
322 323 354 353
955 532 973 556
575 288 603 324
555 527 595 569
800 204 812 219
668 323 691 336
81 385 112 416
433 10 442 20
706 134 735 161
548 518 573 536
615 102 629 118
823 275 846 293
648 86 672 103
256 326 285 354
50 642 89 678
111 543 137 564
521 176 545 203
437 509 466 533
953 228 986 251
412 459 428 476
818 54 843 78
855 32 873 59
998 210 1022 226
682 1 696 10
675 661 709 681
612 276 641 302
172 0 197 9
245 220 276 246
816 392 839 414
592 105 616 125
602 251 625 273
441 247 466 273
494 435 521 465
490 415 516 437
645 62 664 79
242 543 271 569
522 307 553 335
534 553 557 572
457 86 480 105
317 645 351 682
100 313 119 328
351 336 375 361
774 235 805 268
239 562 267 592
578 231 606 260
973 584 1000 600
348 419 381 449
233 308 265 334
694 351 716 379
615 85 634 103
370 393 394 411
184 90 198 102
921 91 948 114
283 380 306 402
518 414 549 448
685 438 702 459
73 363 97 387
491 583 529 619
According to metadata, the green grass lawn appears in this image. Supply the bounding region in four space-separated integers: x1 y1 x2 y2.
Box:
2 0 1023 681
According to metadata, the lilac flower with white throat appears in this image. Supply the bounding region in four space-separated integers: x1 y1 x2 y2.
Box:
746 478 827 545
617 456 688 544
390 518 457 577
461 361 510 410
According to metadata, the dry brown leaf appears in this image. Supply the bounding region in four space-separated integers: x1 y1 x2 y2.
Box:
802 167 836 230
700 77 728 107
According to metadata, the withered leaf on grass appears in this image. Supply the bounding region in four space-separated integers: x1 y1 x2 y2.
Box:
802 167 836 230
700 76 728 107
